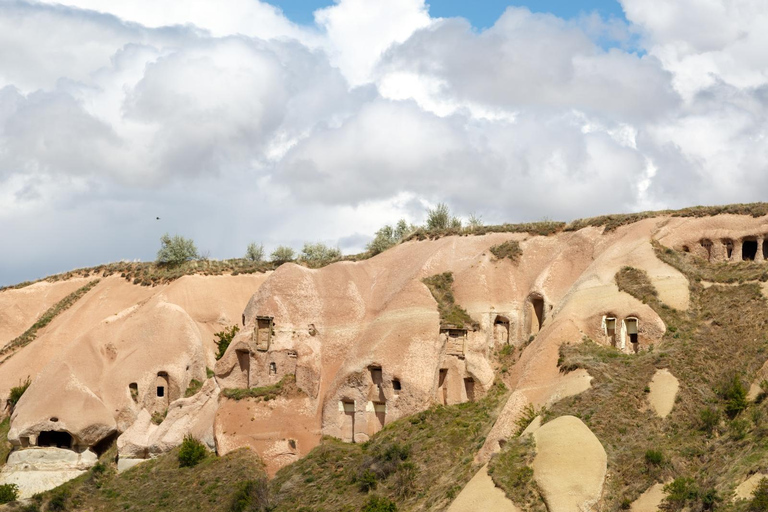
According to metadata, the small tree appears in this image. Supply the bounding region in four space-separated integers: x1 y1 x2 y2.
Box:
426 203 451 231
7 377 30 411
230 478 272 512
0 483 19 504
214 325 240 360
178 435 207 467
245 242 264 262
271 246 295 264
156 233 199 265
300 243 341 268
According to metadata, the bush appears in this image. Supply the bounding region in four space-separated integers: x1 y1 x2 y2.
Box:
46 487 70 511
367 220 413 256
490 240 522 263
299 243 341 268
178 435 207 467
0 483 19 504
426 203 451 231
644 449 664 466
156 233 199 265
214 325 240 360
7 377 31 410
361 495 397 512
720 374 748 418
357 469 378 492
229 478 272 512
750 478 768 512
270 246 295 264
245 243 264 263
700 407 721 436
663 477 699 511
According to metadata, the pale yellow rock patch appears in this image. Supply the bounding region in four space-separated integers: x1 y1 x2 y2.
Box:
447 464 520 512
532 415 607 512
647 369 679 418
630 483 665 512
734 473 768 500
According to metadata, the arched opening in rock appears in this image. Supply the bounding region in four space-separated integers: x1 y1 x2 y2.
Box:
464 378 475 402
682 245 690 253
526 294 545 336
604 316 617 347
723 239 734 259
236 350 250 388
340 400 355 443
92 431 118 456
372 402 386 432
764 239 768 260
392 379 401 394
743 238 758 261
269 362 277 375
129 383 138 403
156 372 169 406
493 315 510 344
437 369 448 405
253 316 273 351
369 366 383 386
700 239 713 261
625 318 639 350
38 431 73 449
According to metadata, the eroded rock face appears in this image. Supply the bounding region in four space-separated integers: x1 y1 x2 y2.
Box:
532 416 607 512
647 369 679 418
0 447 97 499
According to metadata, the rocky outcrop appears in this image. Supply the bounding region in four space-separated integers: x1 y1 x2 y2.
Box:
532 416 607 512
647 369 679 418
0 447 97 499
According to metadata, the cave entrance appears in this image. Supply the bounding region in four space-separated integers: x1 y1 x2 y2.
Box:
625 318 638 350
605 317 617 347
701 239 713 261
373 402 386 431
236 350 250 388
494 315 510 344
38 431 73 449
723 239 734 259
526 294 545 336
341 401 355 443
437 369 448 405
156 372 169 406
464 378 475 402
743 239 758 261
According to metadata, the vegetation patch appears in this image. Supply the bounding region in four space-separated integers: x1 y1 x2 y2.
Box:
0 482 18 504
0 279 99 362
221 375 299 402
615 266 659 305
184 379 204 398
270 381 507 512
421 272 479 330
178 436 208 468
0 418 11 467
488 435 544 511
215 325 240 361
490 240 522 263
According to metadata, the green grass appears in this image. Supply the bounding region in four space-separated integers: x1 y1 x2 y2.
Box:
31 446 265 512
221 375 299 401
0 418 10 467
270 381 508 512
184 379 204 398
0 279 100 362
421 272 479 330
487 435 543 512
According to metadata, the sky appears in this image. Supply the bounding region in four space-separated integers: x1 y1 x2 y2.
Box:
1 0 768 286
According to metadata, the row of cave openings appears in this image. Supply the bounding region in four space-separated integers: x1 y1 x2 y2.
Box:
603 315 640 352
127 372 172 408
690 237 768 262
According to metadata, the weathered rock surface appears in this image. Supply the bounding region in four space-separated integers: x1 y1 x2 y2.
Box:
0 447 97 499
734 473 768 500
532 416 607 512
647 369 679 418
630 483 665 512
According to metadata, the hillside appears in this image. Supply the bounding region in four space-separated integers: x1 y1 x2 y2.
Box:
3 205 768 511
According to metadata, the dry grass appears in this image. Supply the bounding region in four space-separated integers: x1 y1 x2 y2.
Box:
490 241 523 263
23 446 266 512
422 273 479 330
0 418 10 467
487 435 544 512
270 381 508 512
616 266 660 304
0 279 100 363
655 242 768 284
221 375 300 401
525 261 768 511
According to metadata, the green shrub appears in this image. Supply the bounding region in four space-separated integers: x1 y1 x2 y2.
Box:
299 243 341 268
270 246 295 264
0 483 19 504
730 418 750 440
490 240 522 263
720 374 748 418
245 243 264 263
367 220 413 256
7 377 31 410
184 379 203 398
214 325 240 360
750 478 768 512
663 477 699 511
361 495 397 512
47 487 70 511
357 469 378 492
644 449 664 466
156 233 199 265
229 478 271 512
700 407 721 436
426 203 451 231
178 435 207 468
